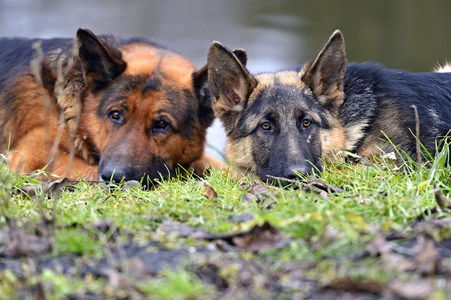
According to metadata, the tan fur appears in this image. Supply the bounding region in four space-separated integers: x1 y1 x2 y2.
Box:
225 137 254 174
320 121 347 162
343 122 369 151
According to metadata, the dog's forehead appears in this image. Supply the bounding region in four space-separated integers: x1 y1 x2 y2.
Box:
121 43 197 79
98 74 196 118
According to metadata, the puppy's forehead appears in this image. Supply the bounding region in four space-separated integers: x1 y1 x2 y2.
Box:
240 71 327 127
256 70 303 87
249 70 313 106
250 71 313 106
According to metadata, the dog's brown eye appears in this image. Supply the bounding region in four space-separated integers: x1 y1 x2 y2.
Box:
153 120 170 133
303 119 312 128
109 110 124 125
261 122 271 131
156 120 168 128
111 111 120 120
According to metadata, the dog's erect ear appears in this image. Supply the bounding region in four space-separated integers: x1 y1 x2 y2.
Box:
300 30 347 115
232 48 248 66
208 42 257 119
192 48 247 128
193 65 215 128
76 28 126 88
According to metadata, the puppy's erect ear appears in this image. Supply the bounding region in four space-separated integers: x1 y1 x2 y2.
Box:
193 47 248 129
207 42 257 120
232 48 248 66
76 28 126 88
300 30 347 116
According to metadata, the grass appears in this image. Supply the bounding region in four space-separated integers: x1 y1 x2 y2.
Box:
0 147 450 299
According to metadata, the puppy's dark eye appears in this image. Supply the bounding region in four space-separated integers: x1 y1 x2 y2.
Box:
303 119 312 128
261 122 271 131
109 110 124 125
152 120 170 133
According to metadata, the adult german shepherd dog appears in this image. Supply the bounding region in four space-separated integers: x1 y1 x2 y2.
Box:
208 30 451 184
0 28 223 183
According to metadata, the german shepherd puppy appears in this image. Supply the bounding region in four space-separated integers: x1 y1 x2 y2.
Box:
0 28 224 183
207 30 451 184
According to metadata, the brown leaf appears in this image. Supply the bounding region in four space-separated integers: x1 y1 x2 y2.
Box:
35 282 46 300
129 256 150 278
348 155 375 167
89 218 114 234
387 280 433 300
96 267 130 290
307 176 345 194
86 218 118 242
203 183 218 200
366 234 392 256
195 264 228 291
298 183 330 198
241 183 276 208
382 252 415 273
158 220 212 239
0 221 51 257
157 220 287 252
366 234 416 272
246 183 270 195
43 177 70 196
322 277 384 294
414 236 439 275
433 184 451 211
14 185 41 198
231 222 286 251
3 235 51 257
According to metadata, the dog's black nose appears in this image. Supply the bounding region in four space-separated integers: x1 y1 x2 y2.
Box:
99 164 131 183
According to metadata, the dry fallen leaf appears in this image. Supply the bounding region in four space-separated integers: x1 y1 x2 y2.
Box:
241 183 276 208
13 178 71 199
347 155 375 167
0 220 51 257
35 282 46 300
158 220 211 239
95 267 130 290
195 263 228 291
322 277 384 294
13 185 40 198
230 222 287 251
433 184 451 211
307 176 345 194
129 256 150 278
203 183 218 200
414 236 439 275
43 177 70 196
386 280 433 300
366 234 392 256
158 220 287 252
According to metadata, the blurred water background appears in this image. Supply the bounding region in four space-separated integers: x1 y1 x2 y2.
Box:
1 0 451 160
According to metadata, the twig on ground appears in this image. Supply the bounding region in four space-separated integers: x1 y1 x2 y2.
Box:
410 105 422 164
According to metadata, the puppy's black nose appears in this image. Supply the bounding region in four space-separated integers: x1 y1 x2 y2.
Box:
284 165 313 180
